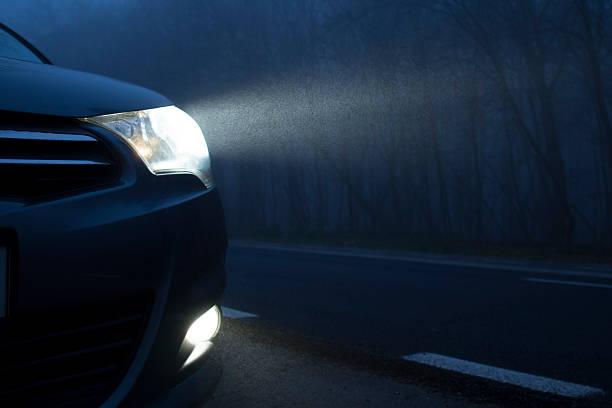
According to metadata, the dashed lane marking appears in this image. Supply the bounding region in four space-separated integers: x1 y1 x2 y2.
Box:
221 306 259 319
402 352 604 398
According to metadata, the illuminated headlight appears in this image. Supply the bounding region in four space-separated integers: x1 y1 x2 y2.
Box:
82 106 213 187
181 305 221 368
185 305 221 345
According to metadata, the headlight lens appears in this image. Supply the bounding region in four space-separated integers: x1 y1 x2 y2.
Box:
82 106 213 187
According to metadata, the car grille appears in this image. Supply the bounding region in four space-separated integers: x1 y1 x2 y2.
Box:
0 295 152 407
0 119 119 200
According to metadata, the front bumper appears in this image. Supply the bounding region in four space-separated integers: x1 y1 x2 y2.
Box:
0 123 227 407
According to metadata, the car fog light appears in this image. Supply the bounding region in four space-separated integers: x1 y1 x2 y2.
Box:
185 305 221 345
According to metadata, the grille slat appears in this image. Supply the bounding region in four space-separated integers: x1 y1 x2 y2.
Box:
1 365 119 395
8 339 132 370
0 158 111 165
0 126 119 200
0 314 142 348
0 295 151 407
0 131 98 142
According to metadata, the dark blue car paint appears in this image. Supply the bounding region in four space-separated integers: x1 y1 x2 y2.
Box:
0 46 226 406
0 57 171 117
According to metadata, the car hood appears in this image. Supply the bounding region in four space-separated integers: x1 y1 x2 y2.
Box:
0 57 171 118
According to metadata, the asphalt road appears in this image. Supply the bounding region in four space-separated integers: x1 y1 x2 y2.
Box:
204 320 496 408
222 241 612 397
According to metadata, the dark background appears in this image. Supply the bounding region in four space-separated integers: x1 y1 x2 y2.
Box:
2 0 611 257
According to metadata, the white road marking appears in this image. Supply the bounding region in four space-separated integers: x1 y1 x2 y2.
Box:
221 306 259 319
524 278 612 289
403 353 604 398
230 241 612 280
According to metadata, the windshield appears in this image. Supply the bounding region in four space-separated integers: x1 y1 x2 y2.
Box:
0 25 44 63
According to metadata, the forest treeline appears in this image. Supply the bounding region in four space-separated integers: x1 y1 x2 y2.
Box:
8 0 612 249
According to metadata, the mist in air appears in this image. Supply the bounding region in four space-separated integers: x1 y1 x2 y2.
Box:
2 0 611 254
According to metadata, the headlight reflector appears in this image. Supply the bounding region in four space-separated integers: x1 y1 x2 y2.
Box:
82 106 213 187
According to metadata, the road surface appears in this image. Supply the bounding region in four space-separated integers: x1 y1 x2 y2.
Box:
205 320 497 408
220 241 612 403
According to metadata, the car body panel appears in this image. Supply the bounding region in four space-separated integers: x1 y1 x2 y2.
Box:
0 57 171 117
0 31 226 406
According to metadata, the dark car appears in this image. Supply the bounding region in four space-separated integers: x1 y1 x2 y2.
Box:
0 23 226 407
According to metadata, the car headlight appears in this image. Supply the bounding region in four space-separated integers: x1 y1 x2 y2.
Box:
82 106 213 187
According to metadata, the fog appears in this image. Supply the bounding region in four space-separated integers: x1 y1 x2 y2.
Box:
3 0 612 253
